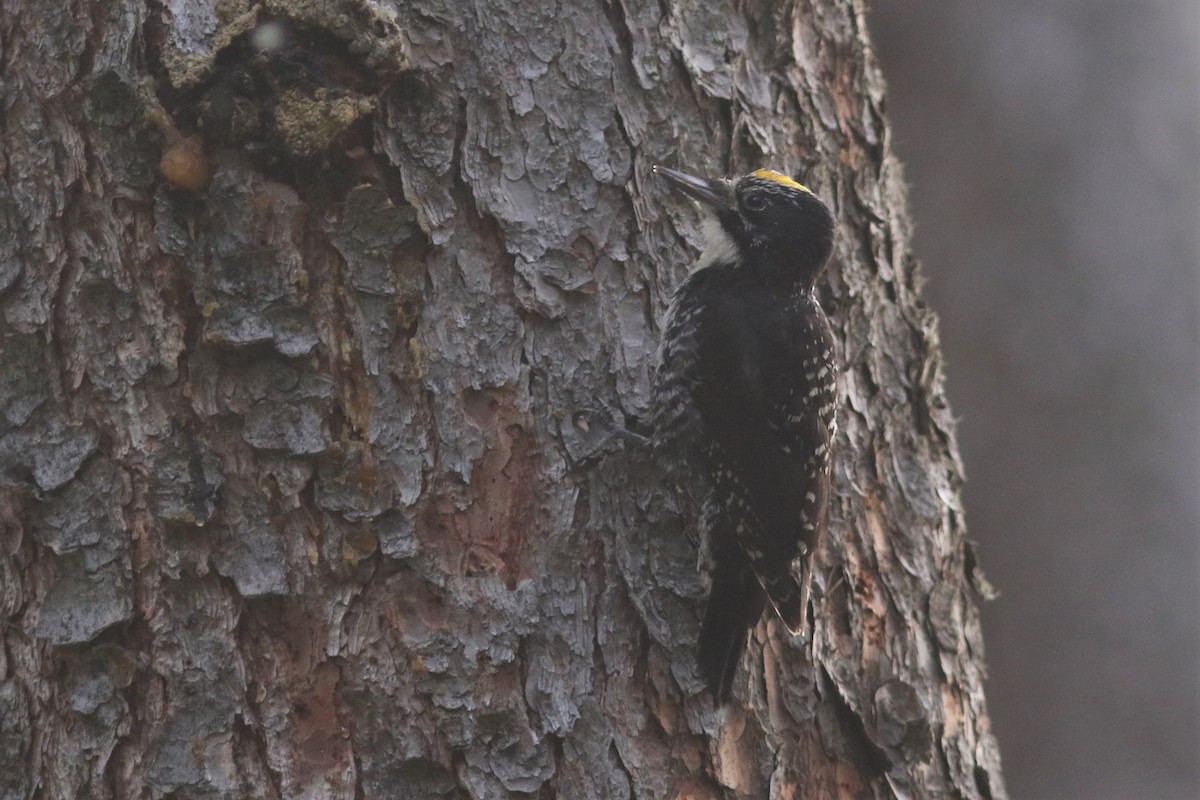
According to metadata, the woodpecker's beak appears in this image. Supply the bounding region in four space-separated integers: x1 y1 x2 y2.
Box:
654 165 733 211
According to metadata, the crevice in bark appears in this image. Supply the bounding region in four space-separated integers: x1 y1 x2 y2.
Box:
975 764 996 800
235 712 284 800
820 665 890 778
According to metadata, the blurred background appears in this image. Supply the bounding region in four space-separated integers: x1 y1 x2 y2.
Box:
870 2 1200 799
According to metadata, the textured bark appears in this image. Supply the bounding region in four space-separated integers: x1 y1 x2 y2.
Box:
0 1 1005 799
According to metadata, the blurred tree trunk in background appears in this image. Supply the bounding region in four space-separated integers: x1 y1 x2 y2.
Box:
0 0 1004 798
871 4 1200 799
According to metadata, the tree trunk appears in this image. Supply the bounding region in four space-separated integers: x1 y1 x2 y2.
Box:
0 1 1006 798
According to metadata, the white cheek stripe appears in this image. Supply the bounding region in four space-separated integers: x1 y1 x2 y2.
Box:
695 216 739 271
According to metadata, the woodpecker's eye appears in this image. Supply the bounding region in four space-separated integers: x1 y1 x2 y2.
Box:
743 193 767 212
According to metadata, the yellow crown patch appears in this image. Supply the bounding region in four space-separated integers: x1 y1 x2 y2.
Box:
752 169 811 193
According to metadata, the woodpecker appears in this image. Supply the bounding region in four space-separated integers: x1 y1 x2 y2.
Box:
650 165 838 703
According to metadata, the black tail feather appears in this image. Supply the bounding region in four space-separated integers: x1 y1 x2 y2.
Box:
697 564 766 704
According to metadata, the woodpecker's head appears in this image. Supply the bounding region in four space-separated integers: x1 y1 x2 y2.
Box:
655 165 835 287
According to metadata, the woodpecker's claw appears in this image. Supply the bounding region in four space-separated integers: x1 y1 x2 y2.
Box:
573 406 650 447
562 406 650 469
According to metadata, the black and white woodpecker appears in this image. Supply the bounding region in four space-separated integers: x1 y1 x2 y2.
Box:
650 165 838 703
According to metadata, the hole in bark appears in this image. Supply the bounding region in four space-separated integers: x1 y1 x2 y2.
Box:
146 14 397 195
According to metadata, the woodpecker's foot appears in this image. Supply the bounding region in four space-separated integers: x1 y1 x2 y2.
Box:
574 406 651 447
563 405 649 466
841 338 874 374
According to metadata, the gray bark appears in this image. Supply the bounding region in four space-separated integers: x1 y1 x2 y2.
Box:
0 1 1005 798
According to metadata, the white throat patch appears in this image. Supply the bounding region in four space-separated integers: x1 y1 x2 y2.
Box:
695 217 739 272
